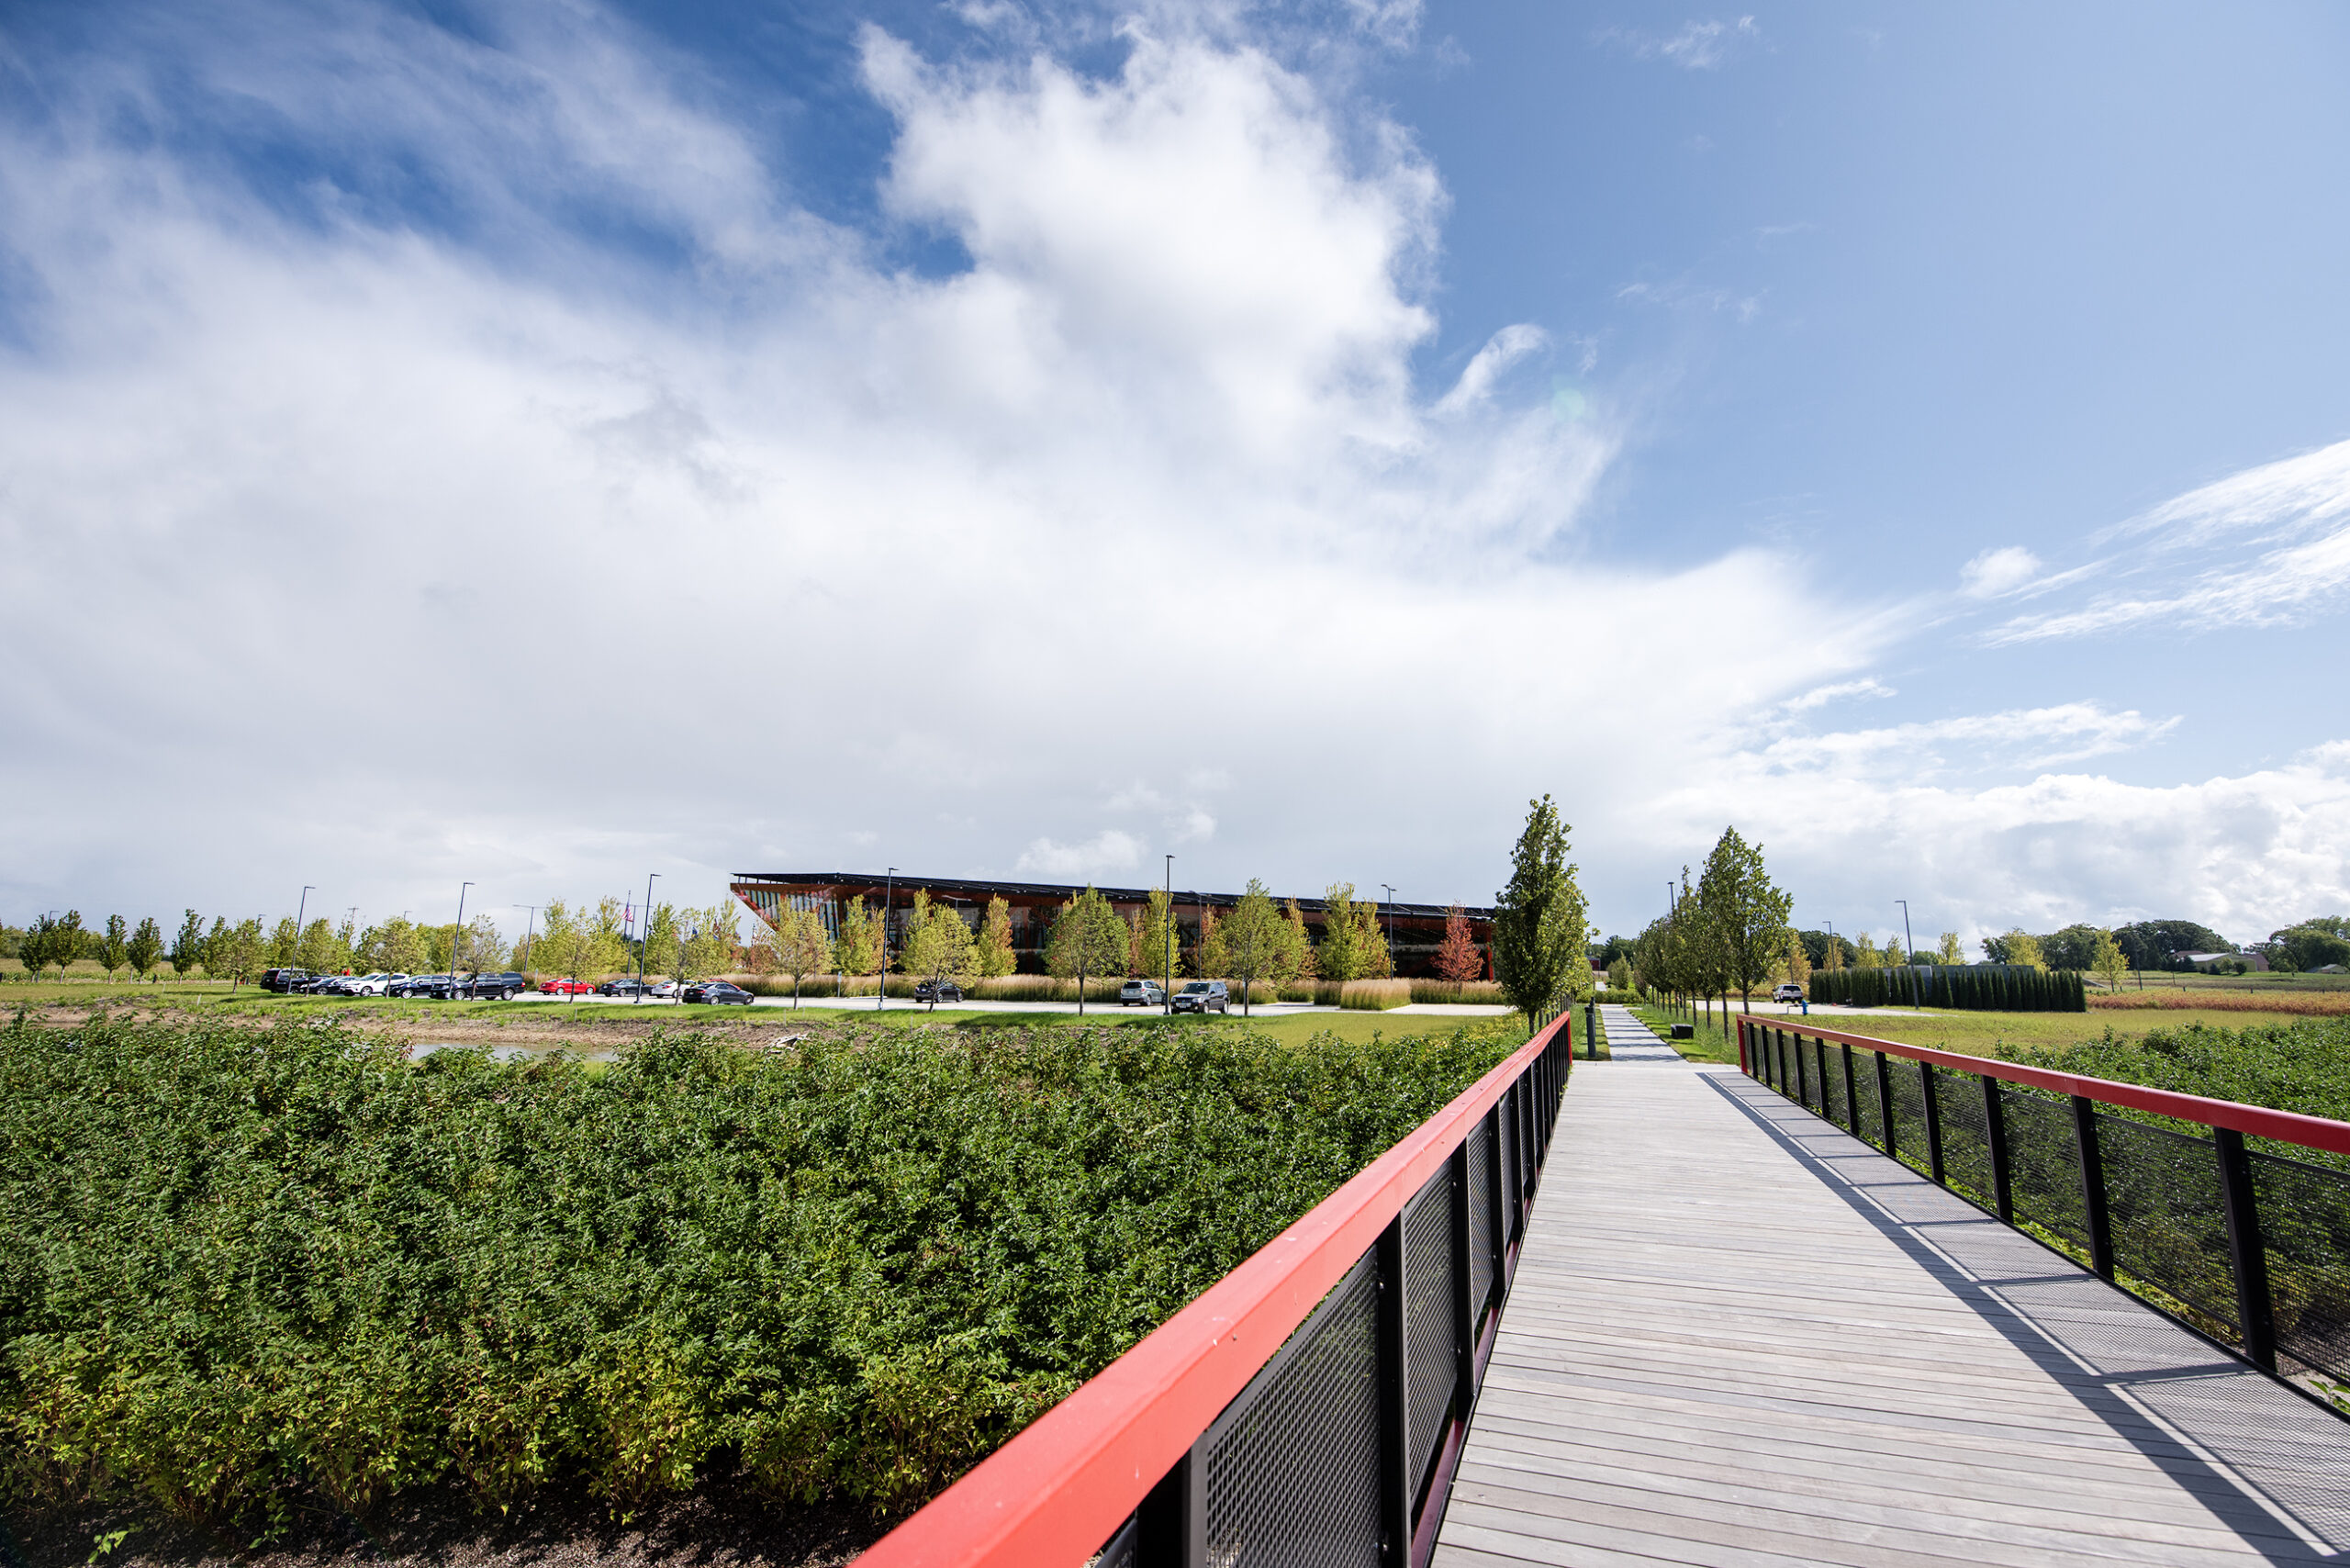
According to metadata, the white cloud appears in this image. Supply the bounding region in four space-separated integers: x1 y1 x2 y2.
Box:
1959 544 2041 599
1990 437 2350 643
1433 323 1547 416
1777 678 1897 713
1597 16 1760 70
1015 830 1147 879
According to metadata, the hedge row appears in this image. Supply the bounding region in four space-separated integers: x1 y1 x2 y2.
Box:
0 1013 1522 1537
1809 964 2087 1012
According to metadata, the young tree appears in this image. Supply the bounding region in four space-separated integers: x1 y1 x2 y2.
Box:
127 916 162 982
99 914 129 981
1606 955 1635 994
216 918 265 988
974 896 1019 979
1433 904 1482 983
1936 931 1964 966
1136 889 1178 993
169 910 205 980
1222 880 1283 1014
1281 902 1315 983
903 897 978 1009
1782 932 1811 990
1493 795 1590 1028
1695 826 1792 1014
1046 887 1127 1014
2002 929 2047 970
2090 929 2128 991
455 914 507 974
296 917 341 975
772 906 834 1006
1191 905 1229 980
1357 900 1393 980
200 916 229 979
1316 883 1367 983
679 903 740 981
267 915 300 968
833 897 881 991
642 902 680 980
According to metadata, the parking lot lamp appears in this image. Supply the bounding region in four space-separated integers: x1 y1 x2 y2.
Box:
452 882 473 991
1381 884 1395 969
636 873 658 1002
515 904 538 979
878 868 896 1010
1897 900 1915 968
1164 855 1174 1014
294 886 314 964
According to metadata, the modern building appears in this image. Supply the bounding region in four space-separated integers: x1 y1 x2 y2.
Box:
729 871 1494 979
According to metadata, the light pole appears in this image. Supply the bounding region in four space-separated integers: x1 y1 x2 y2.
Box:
635 873 658 1002
515 905 539 980
451 882 473 995
294 885 314 967
878 868 896 1010
1897 900 1915 968
1164 855 1174 1014
1381 884 1396 970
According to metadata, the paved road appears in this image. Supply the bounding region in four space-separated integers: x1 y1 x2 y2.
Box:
1436 1063 2350 1566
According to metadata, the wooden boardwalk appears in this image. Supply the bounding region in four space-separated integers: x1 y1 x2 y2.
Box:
1433 1046 2350 1566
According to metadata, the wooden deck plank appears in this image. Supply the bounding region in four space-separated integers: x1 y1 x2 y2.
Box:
1430 1052 2350 1565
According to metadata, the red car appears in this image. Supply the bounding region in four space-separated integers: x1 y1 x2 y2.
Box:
539 977 597 995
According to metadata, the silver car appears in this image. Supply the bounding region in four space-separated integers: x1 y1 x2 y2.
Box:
1119 979 1167 1006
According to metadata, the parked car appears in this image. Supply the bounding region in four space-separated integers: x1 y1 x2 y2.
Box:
1170 980 1229 1014
540 977 596 995
300 973 347 993
464 971 531 1000
1119 979 1167 1007
257 968 312 993
324 971 401 996
647 980 678 999
389 973 453 998
599 977 655 998
912 979 964 1003
680 980 755 1006
1772 982 1806 1003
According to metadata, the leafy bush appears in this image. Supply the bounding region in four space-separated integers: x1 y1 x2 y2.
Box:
0 1012 1518 1535
2003 1015 2350 1154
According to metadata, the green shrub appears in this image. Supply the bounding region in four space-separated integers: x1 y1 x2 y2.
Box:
0 1012 1519 1534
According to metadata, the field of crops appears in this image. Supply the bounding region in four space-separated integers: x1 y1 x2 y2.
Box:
0 1011 1523 1540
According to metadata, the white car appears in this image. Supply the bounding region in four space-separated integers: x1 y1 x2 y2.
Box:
328 971 402 996
1772 982 1805 1003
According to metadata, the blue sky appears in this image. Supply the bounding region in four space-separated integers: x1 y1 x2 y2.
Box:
3 0 2346 951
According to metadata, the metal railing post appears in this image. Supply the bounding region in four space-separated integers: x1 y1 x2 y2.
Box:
2069 1096 2115 1281
2215 1128 2279 1373
1793 1030 1808 1107
1136 1447 1204 1568
1450 1141 1474 1405
1813 1037 1830 1116
1840 1043 1859 1135
1919 1061 1946 1185
1377 1215 1408 1562
1484 1104 1506 1295
1874 1049 1897 1160
1983 1074 2014 1223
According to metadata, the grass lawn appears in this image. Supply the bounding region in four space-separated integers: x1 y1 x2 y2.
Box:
1629 1004 1740 1064
1780 1008 2300 1058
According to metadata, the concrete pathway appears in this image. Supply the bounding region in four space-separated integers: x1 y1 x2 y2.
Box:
1596 1002 1690 1063
1435 1063 2350 1566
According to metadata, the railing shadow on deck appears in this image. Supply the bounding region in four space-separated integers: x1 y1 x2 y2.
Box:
1703 1069 2350 1562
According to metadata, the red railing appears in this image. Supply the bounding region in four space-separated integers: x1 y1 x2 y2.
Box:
1736 1016 2350 1158
858 1013 1573 1568
1735 1013 2350 1390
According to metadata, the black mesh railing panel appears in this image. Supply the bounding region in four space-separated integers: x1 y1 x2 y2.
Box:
1781 1034 1799 1102
1204 1253 1384 1568
1498 1098 1518 1241
2098 1113 2237 1338
1404 1170 1456 1491
1466 1122 1493 1319
1852 1049 1885 1148
1999 1088 2087 1253
1819 1040 1847 1128
1933 1070 1996 1209
2251 1149 2350 1383
1886 1057 1929 1172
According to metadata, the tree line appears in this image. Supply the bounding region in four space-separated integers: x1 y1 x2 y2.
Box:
1628 825 1792 1025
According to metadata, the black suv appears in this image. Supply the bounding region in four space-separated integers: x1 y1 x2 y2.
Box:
680 980 754 1006
462 971 531 1000
1170 980 1230 1014
912 979 964 1004
389 974 453 998
257 968 312 993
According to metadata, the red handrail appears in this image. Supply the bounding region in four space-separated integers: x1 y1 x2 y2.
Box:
856 1013 1572 1568
1738 1015 2350 1159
